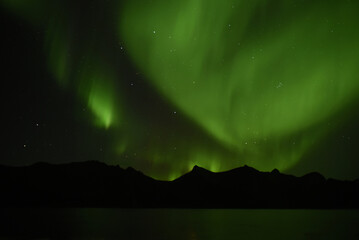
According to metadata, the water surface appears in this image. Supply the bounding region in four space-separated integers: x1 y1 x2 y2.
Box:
1 209 358 239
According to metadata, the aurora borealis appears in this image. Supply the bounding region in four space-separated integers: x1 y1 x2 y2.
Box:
1 0 359 180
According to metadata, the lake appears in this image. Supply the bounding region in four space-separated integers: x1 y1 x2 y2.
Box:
1 209 358 239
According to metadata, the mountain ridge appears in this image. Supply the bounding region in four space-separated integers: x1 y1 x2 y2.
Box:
0 161 358 208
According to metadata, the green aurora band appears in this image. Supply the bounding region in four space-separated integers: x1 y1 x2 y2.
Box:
119 0 359 177
2 0 359 179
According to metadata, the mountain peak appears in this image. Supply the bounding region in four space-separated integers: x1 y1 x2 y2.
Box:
301 172 326 183
192 165 204 171
271 168 280 174
191 165 213 174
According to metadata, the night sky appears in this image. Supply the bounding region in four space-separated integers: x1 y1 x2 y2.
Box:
1 0 359 180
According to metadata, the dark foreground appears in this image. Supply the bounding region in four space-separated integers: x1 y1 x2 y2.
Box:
0 161 358 208
1 209 359 239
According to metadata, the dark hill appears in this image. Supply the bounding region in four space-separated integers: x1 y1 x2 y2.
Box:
0 161 358 208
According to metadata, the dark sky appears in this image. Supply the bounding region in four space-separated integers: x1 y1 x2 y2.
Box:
1 0 359 180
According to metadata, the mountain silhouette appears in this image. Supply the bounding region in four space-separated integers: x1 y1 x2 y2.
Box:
0 161 358 208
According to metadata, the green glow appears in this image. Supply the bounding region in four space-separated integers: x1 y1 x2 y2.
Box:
2 0 359 180
88 78 114 129
0 1 69 85
120 0 359 172
0 0 48 24
77 60 117 129
1 0 118 129
44 19 70 87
